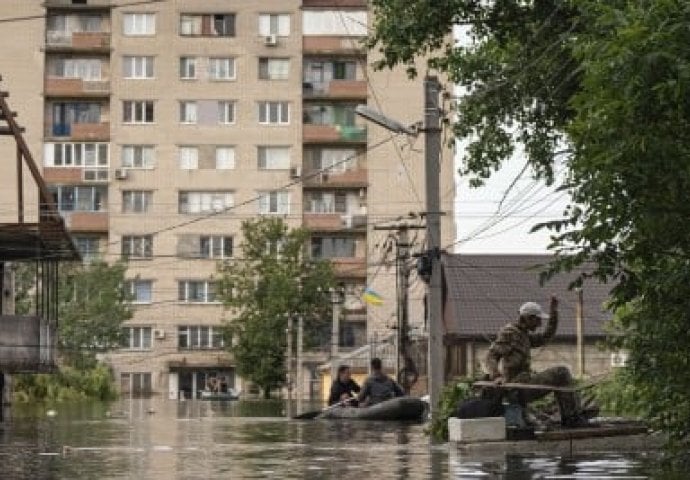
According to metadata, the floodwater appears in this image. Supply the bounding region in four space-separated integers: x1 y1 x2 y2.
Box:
0 399 676 479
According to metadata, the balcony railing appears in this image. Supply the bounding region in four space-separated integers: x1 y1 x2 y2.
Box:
61 211 109 232
303 80 367 99
45 78 110 97
303 36 365 55
303 124 367 143
303 213 367 231
331 257 367 278
303 167 368 187
46 31 111 50
49 122 110 140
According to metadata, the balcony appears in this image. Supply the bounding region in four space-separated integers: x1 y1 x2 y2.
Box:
303 80 367 100
303 124 367 144
303 36 365 55
331 257 367 278
43 167 83 183
48 122 110 141
44 0 114 9
303 168 368 188
0 315 57 373
45 77 110 98
45 31 111 52
61 211 109 232
302 0 367 6
303 213 367 232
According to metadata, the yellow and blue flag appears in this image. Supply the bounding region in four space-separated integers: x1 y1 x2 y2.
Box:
362 287 384 306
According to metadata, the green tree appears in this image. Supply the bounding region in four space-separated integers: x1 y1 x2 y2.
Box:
217 218 335 398
369 0 690 452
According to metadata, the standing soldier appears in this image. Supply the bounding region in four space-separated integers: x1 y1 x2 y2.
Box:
485 296 586 427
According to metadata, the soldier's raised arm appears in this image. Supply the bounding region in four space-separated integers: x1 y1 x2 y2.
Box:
529 295 558 347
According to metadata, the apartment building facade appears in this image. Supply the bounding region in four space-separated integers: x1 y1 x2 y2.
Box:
0 0 455 398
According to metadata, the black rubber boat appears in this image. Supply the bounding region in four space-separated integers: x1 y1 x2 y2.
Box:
317 397 426 421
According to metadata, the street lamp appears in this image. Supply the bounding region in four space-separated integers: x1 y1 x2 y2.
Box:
355 77 444 417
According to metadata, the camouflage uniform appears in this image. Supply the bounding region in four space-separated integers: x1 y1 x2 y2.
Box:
485 309 580 420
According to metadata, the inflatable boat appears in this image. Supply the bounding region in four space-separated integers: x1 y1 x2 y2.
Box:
317 397 426 421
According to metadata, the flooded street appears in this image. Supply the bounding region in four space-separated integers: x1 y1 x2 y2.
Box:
0 400 673 479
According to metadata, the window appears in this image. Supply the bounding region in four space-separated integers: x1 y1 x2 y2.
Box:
304 104 356 126
304 60 357 83
180 101 198 124
51 103 102 135
217 101 235 125
74 236 100 262
179 57 197 79
179 14 235 37
308 148 357 172
311 236 356 258
258 101 289 125
178 326 224 349
178 147 199 170
121 235 153 259
178 191 234 214
44 143 108 167
306 191 349 214
50 58 102 80
120 372 152 397
123 101 154 124
257 146 290 170
258 14 290 36
123 56 154 79
258 191 289 214
47 14 102 34
121 145 155 169
302 11 368 36
177 281 218 303
259 58 289 80
200 236 233 259
123 13 156 36
208 58 235 80
122 190 152 213
124 280 152 304
121 327 152 350
215 147 236 170
50 185 107 212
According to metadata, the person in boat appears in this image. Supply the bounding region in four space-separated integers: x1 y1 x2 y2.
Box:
358 357 404 407
328 365 361 406
484 296 586 427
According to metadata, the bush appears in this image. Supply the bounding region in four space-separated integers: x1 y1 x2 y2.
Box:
427 377 474 441
13 363 118 403
593 369 648 419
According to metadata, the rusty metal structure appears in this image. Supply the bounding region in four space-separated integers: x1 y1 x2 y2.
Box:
0 75 79 373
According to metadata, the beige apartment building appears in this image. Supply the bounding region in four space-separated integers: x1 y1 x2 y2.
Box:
0 0 454 399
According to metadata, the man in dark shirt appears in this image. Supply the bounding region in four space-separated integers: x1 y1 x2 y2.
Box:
328 365 361 406
358 357 404 406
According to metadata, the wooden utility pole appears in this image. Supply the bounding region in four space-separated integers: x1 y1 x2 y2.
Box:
575 289 585 377
330 288 343 382
424 76 444 414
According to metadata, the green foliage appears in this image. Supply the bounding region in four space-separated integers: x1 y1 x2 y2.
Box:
428 378 473 442
217 217 335 398
369 0 690 453
594 369 647 419
13 364 118 403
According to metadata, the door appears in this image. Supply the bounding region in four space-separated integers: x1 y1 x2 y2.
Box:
168 372 179 400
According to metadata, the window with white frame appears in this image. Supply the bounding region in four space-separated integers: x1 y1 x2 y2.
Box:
50 58 102 80
305 191 349 214
200 235 233 259
179 14 235 37
258 191 290 214
49 185 107 212
121 145 155 169
208 57 235 80
120 372 152 397
178 191 234 214
217 101 235 125
44 143 108 167
121 326 152 350
215 147 236 170
123 56 154 79
121 235 153 259
124 279 153 303
258 101 289 125
311 236 357 258
178 325 224 349
257 146 290 170
177 281 218 303
74 236 101 262
123 13 156 36
178 147 199 170
179 101 198 124
179 57 197 79
122 190 152 213
258 58 289 80
259 14 290 36
122 101 154 124
309 147 357 172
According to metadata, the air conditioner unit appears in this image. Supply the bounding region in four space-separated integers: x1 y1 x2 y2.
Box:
289 166 301 179
154 329 166 340
114 168 128 180
264 34 278 46
610 351 629 368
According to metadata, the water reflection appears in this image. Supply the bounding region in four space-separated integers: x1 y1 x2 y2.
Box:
0 399 674 479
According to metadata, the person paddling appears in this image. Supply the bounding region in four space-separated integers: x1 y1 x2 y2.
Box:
328 365 361 406
358 357 404 407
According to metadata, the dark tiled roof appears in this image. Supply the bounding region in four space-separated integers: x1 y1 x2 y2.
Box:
442 254 612 338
